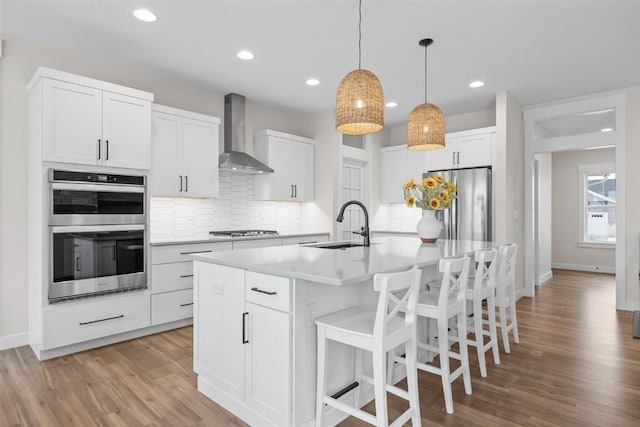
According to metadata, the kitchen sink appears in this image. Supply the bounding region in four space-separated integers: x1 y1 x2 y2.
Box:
308 243 365 250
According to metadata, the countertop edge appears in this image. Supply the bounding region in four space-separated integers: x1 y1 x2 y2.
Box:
150 232 330 247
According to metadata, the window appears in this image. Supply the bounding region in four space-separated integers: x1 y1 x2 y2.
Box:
578 163 616 246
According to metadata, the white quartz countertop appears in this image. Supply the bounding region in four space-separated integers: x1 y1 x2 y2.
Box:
150 232 330 247
191 237 495 286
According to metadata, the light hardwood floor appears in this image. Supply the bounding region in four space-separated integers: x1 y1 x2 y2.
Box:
2 270 639 426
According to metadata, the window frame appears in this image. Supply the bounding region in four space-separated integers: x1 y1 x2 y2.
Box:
577 162 616 248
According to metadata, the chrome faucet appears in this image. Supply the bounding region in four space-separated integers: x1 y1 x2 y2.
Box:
336 200 370 247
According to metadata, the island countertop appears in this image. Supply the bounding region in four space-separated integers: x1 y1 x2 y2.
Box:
191 237 495 286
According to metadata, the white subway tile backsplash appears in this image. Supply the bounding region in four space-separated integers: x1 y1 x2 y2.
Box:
150 172 302 240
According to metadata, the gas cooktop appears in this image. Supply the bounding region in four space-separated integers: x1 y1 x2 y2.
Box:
209 230 279 237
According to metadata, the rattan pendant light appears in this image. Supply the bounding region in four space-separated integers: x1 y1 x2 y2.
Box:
335 0 384 135
407 38 445 150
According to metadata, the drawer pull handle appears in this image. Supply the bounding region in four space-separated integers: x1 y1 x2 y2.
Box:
180 250 212 255
180 274 194 278
180 302 193 307
79 314 124 326
251 287 277 296
242 312 249 344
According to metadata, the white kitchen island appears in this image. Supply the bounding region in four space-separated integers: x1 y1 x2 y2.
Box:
192 237 494 427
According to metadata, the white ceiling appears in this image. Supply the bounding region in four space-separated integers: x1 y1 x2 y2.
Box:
2 0 639 125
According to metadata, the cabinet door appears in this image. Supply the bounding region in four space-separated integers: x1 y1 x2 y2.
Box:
42 79 102 165
181 118 219 198
428 136 457 171
380 148 406 204
102 92 151 169
196 263 245 402
457 132 493 168
292 141 314 201
259 137 295 201
150 111 183 197
244 302 291 427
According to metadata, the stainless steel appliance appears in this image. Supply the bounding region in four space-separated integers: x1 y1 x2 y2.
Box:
209 230 279 237
428 167 492 241
48 169 147 303
49 169 145 225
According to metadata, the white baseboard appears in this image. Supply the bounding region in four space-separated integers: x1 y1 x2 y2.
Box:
515 289 525 301
538 270 553 285
0 332 29 351
551 262 615 274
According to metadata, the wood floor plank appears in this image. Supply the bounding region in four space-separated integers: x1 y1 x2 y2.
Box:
1 270 639 426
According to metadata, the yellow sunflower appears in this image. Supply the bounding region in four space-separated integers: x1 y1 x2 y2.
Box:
423 177 438 189
429 198 441 209
433 174 443 183
405 195 416 208
402 179 417 191
440 191 450 204
447 182 457 194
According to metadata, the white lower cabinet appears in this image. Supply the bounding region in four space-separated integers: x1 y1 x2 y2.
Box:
42 292 150 350
151 289 194 325
195 262 291 427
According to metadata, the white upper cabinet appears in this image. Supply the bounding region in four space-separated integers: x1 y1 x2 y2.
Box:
30 68 154 169
101 92 151 169
254 130 315 202
150 105 220 198
380 145 428 204
426 127 495 171
42 79 103 165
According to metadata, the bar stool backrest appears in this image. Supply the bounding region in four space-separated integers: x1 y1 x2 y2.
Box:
373 266 422 341
473 248 498 293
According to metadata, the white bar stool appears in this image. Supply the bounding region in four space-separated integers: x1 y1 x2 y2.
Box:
465 248 500 377
491 243 520 353
397 256 472 415
315 266 422 427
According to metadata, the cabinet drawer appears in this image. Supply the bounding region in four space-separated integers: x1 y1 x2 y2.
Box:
245 272 291 312
42 292 150 350
152 242 232 264
151 262 193 294
151 289 193 325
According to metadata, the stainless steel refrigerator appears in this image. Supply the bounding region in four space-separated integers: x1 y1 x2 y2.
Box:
426 167 492 241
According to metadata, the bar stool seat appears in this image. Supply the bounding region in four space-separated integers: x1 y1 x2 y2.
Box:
315 266 423 427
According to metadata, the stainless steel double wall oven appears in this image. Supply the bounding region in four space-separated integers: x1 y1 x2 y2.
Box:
48 169 147 303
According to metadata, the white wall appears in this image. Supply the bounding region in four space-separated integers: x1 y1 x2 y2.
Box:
622 86 640 309
535 153 553 282
551 148 615 272
495 91 525 294
0 38 321 340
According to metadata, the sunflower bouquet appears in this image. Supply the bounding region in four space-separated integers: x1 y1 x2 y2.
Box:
402 174 457 210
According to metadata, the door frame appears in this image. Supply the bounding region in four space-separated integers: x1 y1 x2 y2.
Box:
523 93 627 309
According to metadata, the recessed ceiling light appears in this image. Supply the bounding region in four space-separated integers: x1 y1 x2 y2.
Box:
133 9 157 23
237 50 255 60
305 78 320 86
601 128 613 132
468 80 485 88
385 102 398 108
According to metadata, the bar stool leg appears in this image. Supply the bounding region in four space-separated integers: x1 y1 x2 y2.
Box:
372 350 389 426
405 337 421 425
509 289 520 344
315 327 327 427
499 304 511 353
457 312 472 395
473 298 487 377
487 294 501 365
437 318 454 414
353 348 363 409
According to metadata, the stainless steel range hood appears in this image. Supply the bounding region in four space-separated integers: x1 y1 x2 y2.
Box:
219 93 274 174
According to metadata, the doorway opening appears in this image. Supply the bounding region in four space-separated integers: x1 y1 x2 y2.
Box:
524 93 626 309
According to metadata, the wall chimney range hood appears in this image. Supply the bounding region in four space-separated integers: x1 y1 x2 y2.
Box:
219 93 274 174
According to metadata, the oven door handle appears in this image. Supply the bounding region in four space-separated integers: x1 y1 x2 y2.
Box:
50 182 145 193
120 244 144 250
51 224 145 233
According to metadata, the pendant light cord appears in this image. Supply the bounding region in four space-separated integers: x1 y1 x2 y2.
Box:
424 43 428 103
358 0 362 69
